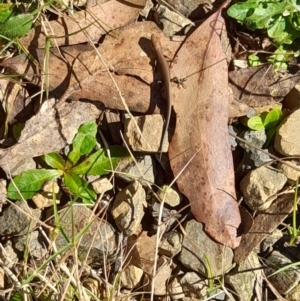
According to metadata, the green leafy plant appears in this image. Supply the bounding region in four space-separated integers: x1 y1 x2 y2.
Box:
247 107 283 146
7 121 128 204
227 0 300 45
0 2 35 41
228 0 300 70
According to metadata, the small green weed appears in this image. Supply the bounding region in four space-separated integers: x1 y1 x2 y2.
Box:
227 0 300 45
0 1 37 41
247 107 282 146
227 0 300 69
7 121 128 204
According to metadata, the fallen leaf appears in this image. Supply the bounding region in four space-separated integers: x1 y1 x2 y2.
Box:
20 0 147 48
3 22 177 115
234 193 294 263
168 5 242 248
229 64 300 107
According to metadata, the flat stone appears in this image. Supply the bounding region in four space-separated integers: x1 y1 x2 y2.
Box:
180 272 208 299
178 220 234 277
111 181 147 236
168 277 185 300
143 256 172 295
275 108 300 156
240 166 287 211
14 230 47 259
226 252 262 301
91 178 113 194
278 161 300 183
0 241 18 268
123 114 167 153
159 231 182 257
117 155 155 186
157 186 181 207
265 250 300 295
0 201 41 236
121 264 143 289
48 204 117 265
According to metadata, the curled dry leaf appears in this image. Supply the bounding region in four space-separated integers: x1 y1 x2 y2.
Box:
168 5 242 249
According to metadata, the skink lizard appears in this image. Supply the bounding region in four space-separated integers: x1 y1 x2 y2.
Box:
151 34 172 160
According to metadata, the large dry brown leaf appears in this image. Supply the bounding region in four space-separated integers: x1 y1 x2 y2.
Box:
168 6 241 248
3 22 177 115
20 0 146 48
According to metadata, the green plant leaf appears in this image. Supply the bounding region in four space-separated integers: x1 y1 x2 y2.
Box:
227 0 300 45
9 292 23 301
70 145 128 175
248 54 261 66
63 172 96 204
227 1 258 23
265 126 277 146
0 13 34 39
268 14 300 44
263 107 282 129
67 121 97 166
7 169 63 200
246 1 288 30
247 115 265 130
44 152 66 170
0 3 12 23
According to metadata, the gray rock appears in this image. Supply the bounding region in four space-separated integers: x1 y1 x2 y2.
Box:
238 130 271 167
178 220 234 277
258 228 283 253
111 181 147 236
278 161 300 183
152 202 181 231
159 231 182 257
0 241 18 268
123 114 167 153
275 108 300 156
48 204 117 265
226 252 262 301
228 125 239 149
0 201 41 236
168 277 185 300
10 158 36 177
13 230 47 259
157 186 182 207
240 166 287 211
91 177 113 194
117 155 155 186
265 250 300 295
121 264 143 289
250 148 272 167
180 272 208 299
239 130 267 152
143 256 171 295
